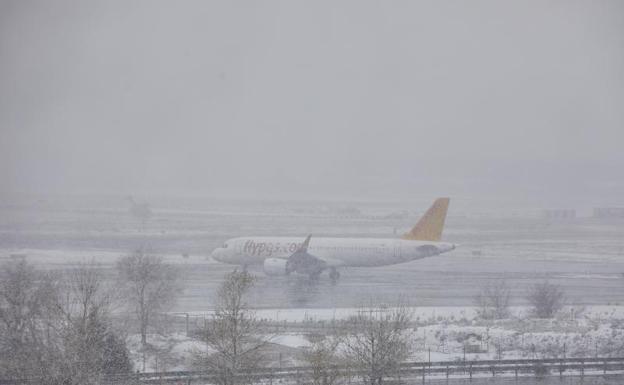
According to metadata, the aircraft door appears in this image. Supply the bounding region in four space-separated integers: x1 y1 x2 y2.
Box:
393 243 402 260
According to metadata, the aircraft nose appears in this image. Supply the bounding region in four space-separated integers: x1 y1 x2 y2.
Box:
439 243 457 253
211 247 226 262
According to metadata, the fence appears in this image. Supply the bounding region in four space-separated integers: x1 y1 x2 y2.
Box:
102 356 624 384
3 357 624 384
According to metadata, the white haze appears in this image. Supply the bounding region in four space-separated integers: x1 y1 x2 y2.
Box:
1 0 623 206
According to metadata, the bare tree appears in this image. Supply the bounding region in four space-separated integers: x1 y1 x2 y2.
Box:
302 335 346 385
117 249 181 347
341 304 413 385
193 269 269 385
527 281 565 318
0 260 56 379
127 196 153 229
0 261 132 384
474 280 511 319
54 263 132 385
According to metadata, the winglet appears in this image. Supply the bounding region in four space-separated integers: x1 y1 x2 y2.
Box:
402 198 450 242
298 234 312 252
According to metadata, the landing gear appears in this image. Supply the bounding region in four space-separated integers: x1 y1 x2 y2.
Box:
329 267 340 283
308 270 322 280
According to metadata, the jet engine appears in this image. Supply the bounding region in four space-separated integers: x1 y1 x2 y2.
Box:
417 244 440 257
263 258 288 276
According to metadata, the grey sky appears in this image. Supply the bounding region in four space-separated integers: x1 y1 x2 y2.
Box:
1 0 623 204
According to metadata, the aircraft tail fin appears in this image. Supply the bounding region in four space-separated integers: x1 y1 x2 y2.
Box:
402 198 450 241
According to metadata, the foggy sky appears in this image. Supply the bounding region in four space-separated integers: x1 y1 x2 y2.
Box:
1 0 623 204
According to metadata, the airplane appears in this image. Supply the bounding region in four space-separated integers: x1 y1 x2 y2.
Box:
210 198 456 280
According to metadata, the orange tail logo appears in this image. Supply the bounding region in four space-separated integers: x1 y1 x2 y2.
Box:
402 198 450 241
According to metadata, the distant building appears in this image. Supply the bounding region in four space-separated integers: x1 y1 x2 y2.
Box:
593 207 624 219
542 209 576 220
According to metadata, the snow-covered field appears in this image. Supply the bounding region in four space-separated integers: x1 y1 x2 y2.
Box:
127 305 624 372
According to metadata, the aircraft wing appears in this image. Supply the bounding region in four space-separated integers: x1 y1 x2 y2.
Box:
285 235 330 275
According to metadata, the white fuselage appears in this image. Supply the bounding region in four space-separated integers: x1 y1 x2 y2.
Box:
211 236 455 268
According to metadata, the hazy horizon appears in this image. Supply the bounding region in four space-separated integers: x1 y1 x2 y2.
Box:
2 1 623 206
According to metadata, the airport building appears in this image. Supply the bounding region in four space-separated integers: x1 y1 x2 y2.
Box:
593 207 624 219
541 209 576 220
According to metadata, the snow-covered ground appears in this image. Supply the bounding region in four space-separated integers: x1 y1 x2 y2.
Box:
122 305 624 372
126 332 212 372
0 247 215 267
176 305 624 323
